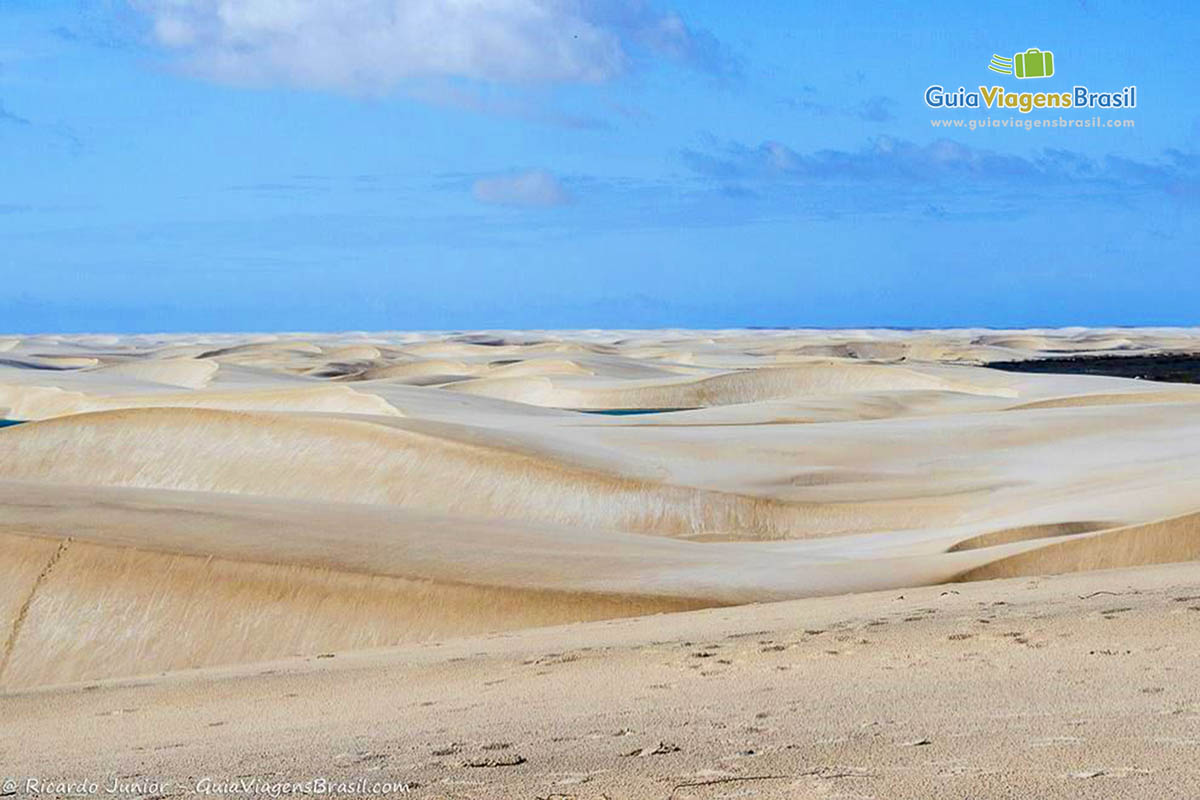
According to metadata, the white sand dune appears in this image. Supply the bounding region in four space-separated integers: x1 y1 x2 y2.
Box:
86 356 219 389
2 328 1200 694
445 361 1013 408
0 383 401 419
356 358 482 380
321 344 381 361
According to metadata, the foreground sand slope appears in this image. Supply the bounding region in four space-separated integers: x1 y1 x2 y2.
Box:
3 328 1200 689
4 479 1200 689
3 562 1199 799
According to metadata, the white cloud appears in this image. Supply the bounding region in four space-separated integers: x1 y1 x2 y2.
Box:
472 169 570 207
131 0 724 92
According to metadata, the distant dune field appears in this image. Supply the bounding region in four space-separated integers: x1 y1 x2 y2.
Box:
3 328 1200 691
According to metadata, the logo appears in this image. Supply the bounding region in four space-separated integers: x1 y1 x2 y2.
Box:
988 54 1014 75
989 48 1055 79
924 46 1135 115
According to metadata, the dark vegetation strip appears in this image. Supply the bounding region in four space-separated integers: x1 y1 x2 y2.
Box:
987 353 1200 384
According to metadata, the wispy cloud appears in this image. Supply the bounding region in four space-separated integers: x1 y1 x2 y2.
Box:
472 170 571 208
0 99 82 153
680 136 1200 218
857 96 896 123
130 0 734 92
686 136 1197 191
0 102 32 127
788 90 897 123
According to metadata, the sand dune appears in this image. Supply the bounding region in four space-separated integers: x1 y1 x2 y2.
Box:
0 475 1122 689
2 328 1200 692
356 359 482 380
1006 390 1200 409
446 361 1013 408
86 356 219 389
0 530 703 690
956 508 1200 581
5 561 1200 799
0 385 402 419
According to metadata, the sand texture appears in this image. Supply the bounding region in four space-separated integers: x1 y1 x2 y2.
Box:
1 328 1200 796
4 562 1200 798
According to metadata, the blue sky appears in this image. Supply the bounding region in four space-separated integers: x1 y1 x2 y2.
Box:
1 0 1197 332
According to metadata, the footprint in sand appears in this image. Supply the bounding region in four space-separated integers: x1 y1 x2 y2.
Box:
462 754 526 767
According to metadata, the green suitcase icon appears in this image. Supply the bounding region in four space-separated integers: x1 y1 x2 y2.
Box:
1014 48 1054 79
